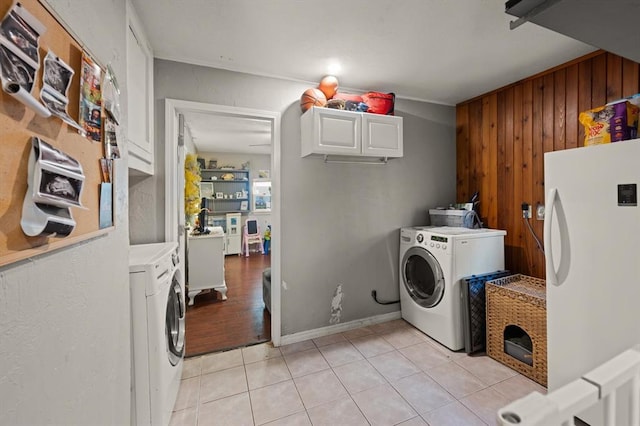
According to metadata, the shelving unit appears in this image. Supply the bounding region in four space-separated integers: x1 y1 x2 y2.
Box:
200 168 250 214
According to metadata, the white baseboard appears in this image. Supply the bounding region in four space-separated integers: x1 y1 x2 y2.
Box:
278 311 402 347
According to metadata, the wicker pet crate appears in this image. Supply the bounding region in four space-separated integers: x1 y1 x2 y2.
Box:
486 274 547 387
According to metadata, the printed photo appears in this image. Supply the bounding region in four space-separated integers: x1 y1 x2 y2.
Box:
0 44 35 92
43 53 73 96
79 53 102 142
41 90 67 115
38 170 82 206
40 91 82 132
99 158 112 183
0 10 39 63
104 117 120 159
37 137 82 172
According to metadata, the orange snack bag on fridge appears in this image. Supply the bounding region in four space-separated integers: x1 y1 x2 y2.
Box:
579 100 639 146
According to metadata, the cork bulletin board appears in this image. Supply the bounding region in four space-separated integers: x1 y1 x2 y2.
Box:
0 0 112 267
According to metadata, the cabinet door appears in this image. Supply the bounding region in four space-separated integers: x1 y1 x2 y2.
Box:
301 107 361 156
188 236 225 291
126 0 154 175
362 114 403 157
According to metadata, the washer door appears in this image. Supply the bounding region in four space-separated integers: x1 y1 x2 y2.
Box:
402 246 445 308
166 274 185 366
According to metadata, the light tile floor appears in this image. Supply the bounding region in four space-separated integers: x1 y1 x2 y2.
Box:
170 319 546 426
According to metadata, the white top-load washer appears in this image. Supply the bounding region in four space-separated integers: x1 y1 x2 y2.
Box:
130 242 185 426
399 226 505 351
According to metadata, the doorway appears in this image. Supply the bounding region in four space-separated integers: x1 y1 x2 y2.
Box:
164 100 281 355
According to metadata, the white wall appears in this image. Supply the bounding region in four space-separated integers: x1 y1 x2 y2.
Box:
151 59 456 336
0 1 132 425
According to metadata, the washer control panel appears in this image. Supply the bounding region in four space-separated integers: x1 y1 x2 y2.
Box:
415 232 449 252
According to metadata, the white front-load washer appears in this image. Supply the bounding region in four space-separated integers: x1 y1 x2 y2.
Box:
399 226 505 351
130 242 185 426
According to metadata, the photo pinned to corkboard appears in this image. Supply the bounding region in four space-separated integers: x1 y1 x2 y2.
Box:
39 50 82 132
79 52 102 142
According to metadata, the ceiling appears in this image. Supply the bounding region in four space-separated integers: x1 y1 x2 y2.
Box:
132 0 596 154
183 112 273 155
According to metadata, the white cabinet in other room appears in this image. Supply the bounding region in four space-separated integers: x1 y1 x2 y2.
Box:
225 213 242 256
301 107 403 158
126 0 154 175
187 233 227 305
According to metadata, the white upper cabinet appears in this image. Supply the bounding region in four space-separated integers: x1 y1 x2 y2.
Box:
301 107 403 158
126 0 154 175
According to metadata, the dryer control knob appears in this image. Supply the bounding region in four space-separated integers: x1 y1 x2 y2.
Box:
416 234 424 243
430 243 435 247
442 244 447 250
436 244 440 248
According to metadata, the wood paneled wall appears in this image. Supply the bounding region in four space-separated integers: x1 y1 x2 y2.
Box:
456 51 639 279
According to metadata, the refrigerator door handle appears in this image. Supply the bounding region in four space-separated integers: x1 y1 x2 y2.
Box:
544 187 558 286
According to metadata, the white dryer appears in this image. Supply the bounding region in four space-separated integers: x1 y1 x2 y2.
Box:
130 242 185 426
399 226 505 351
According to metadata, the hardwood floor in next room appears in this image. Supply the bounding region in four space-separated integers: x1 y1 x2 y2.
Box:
185 253 271 357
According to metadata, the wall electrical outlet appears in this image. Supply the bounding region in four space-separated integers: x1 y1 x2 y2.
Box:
536 204 545 220
521 203 532 219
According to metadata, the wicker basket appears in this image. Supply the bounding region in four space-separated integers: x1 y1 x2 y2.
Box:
486 274 547 387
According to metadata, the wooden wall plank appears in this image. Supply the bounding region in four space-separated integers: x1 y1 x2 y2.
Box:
512 85 525 274
606 53 623 102
577 59 592 147
565 64 579 150
522 80 535 275
481 96 491 225
554 69 566 151
489 93 499 230
486 93 498 229
496 91 507 232
531 77 545 278
456 103 470 203
469 99 483 219
592 53 607 107
503 88 515 269
622 58 639 98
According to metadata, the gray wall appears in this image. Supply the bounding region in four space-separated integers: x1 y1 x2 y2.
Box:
152 59 456 336
0 1 132 424
281 98 455 334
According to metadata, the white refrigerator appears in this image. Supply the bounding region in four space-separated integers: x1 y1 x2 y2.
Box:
545 138 640 424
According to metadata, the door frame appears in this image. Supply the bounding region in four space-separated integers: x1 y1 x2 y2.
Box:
164 99 282 346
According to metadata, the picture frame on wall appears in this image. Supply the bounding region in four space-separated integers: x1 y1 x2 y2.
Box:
199 182 214 198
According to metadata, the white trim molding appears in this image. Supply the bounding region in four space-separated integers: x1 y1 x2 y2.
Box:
278 311 402 347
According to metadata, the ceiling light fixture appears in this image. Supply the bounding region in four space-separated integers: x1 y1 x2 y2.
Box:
327 61 341 76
